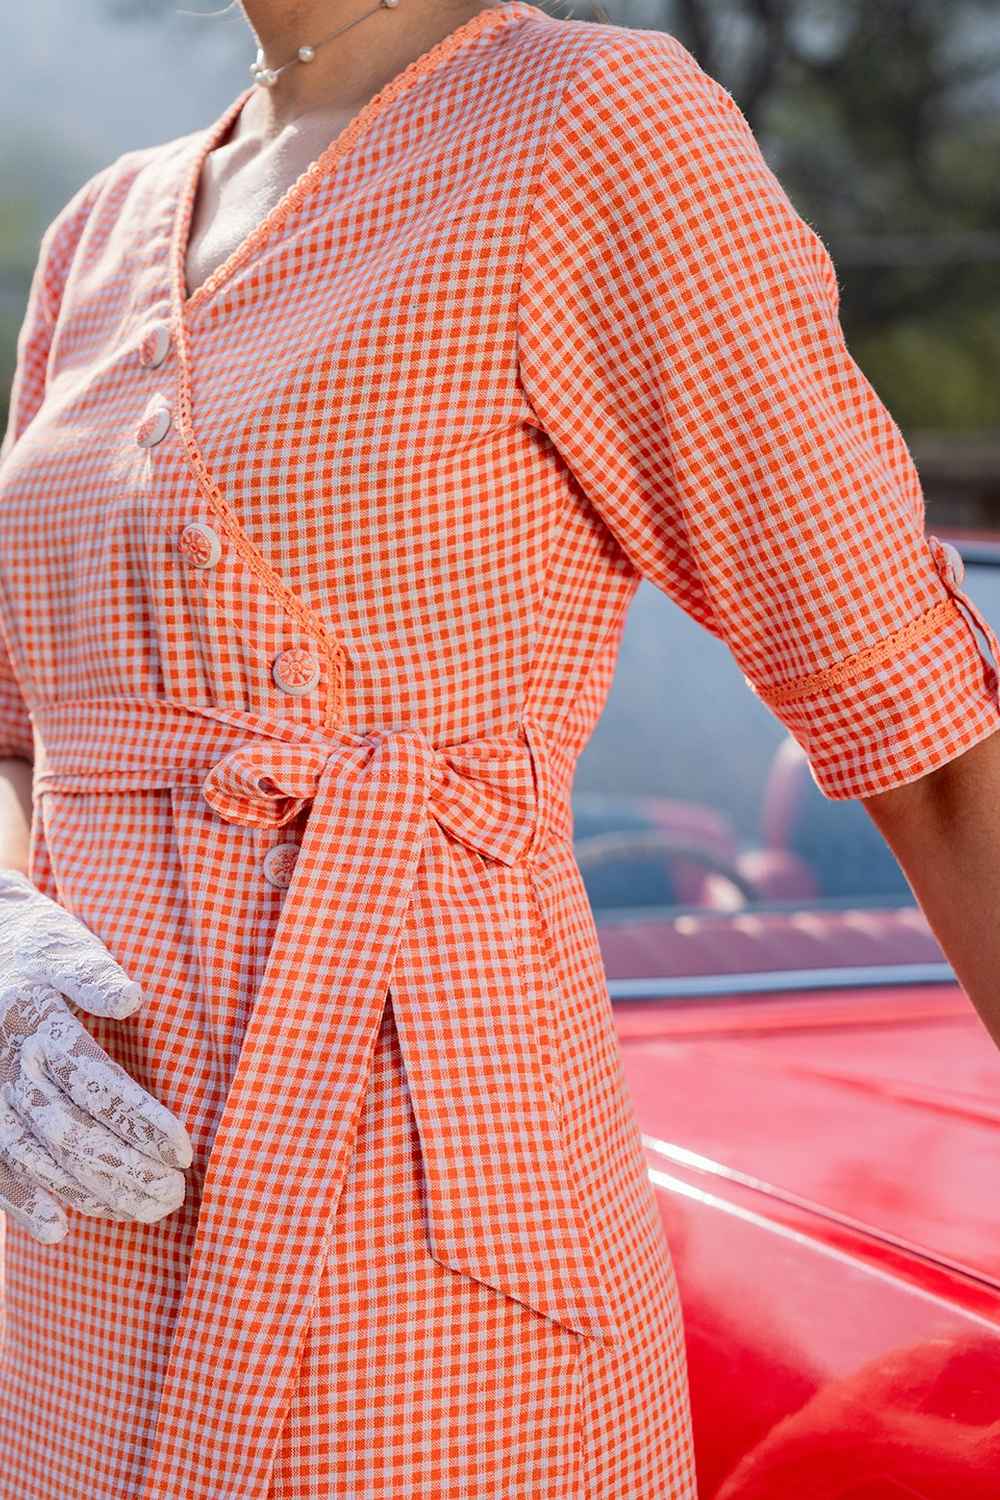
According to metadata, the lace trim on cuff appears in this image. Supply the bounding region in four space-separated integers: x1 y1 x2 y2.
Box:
756 594 958 709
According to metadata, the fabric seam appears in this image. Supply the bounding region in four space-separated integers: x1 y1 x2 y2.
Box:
512 28 658 431
757 593 963 707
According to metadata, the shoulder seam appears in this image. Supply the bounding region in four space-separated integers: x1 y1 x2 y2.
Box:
512 27 653 328
512 22 689 416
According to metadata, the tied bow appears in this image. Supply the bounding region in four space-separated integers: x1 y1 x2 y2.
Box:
30 694 620 1500
200 725 547 866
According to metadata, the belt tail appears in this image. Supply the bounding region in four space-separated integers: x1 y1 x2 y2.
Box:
391 843 624 1351
137 735 434 1500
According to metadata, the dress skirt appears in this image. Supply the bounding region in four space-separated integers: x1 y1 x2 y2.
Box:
268 994 697 1500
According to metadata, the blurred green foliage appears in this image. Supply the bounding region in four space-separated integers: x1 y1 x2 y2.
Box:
636 0 1000 431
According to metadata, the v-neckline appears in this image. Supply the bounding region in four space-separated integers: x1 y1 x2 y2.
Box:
169 0 538 324
159 0 546 715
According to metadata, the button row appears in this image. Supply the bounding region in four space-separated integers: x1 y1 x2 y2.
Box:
135 319 173 447
174 525 322 702
136 316 315 894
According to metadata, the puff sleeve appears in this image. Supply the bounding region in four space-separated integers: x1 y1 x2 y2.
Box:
0 171 109 761
516 30 1000 800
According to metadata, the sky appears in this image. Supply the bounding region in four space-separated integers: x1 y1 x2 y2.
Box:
5 1 253 228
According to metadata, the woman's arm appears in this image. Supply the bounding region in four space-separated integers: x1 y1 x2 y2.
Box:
516 33 1000 805
863 726 1000 1048
0 172 116 881
0 757 33 876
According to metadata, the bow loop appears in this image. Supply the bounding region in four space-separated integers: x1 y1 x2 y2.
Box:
200 740 330 829
428 732 540 866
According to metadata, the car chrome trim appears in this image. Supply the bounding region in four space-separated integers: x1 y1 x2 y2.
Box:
606 961 956 1002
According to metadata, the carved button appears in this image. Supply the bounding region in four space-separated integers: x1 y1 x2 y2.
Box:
928 533 964 589
136 402 172 449
272 647 320 696
262 841 300 889
138 322 171 369
178 521 222 568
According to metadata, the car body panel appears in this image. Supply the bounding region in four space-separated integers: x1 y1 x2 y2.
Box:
613 983 1000 1497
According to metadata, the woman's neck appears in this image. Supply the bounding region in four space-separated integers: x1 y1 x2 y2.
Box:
235 0 500 135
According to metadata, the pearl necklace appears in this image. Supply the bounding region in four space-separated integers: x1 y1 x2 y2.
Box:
250 0 402 89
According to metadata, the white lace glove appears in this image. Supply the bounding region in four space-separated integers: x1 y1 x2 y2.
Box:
0 868 193 1244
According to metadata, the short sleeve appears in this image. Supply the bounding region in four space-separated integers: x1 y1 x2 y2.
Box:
0 169 111 759
516 30 1000 801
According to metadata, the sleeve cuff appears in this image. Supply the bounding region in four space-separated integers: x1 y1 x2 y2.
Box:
749 541 1000 800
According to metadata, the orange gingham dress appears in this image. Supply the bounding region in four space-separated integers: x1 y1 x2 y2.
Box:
2 4 999 1497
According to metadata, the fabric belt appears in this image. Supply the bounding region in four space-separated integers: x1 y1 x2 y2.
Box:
30 695 622 1500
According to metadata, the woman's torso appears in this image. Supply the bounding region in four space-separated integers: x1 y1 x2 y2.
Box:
0 0 638 750
0 10 699 1493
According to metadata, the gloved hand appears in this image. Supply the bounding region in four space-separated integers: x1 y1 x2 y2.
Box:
0 867 193 1244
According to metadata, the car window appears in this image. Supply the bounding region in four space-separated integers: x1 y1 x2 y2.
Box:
574 552 1000 988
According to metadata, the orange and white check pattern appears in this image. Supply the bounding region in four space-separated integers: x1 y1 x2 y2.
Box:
0 2 995 1497
515 26 1000 803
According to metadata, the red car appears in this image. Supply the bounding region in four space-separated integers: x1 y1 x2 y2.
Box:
575 532 1000 1498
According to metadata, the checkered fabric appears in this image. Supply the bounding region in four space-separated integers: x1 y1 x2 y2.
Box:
514 22 1000 800
0 1 996 1496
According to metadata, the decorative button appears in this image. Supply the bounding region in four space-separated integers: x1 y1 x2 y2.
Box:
928 533 964 589
136 402 172 449
272 647 320 696
262 841 300 888
177 521 222 568
138 322 171 369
